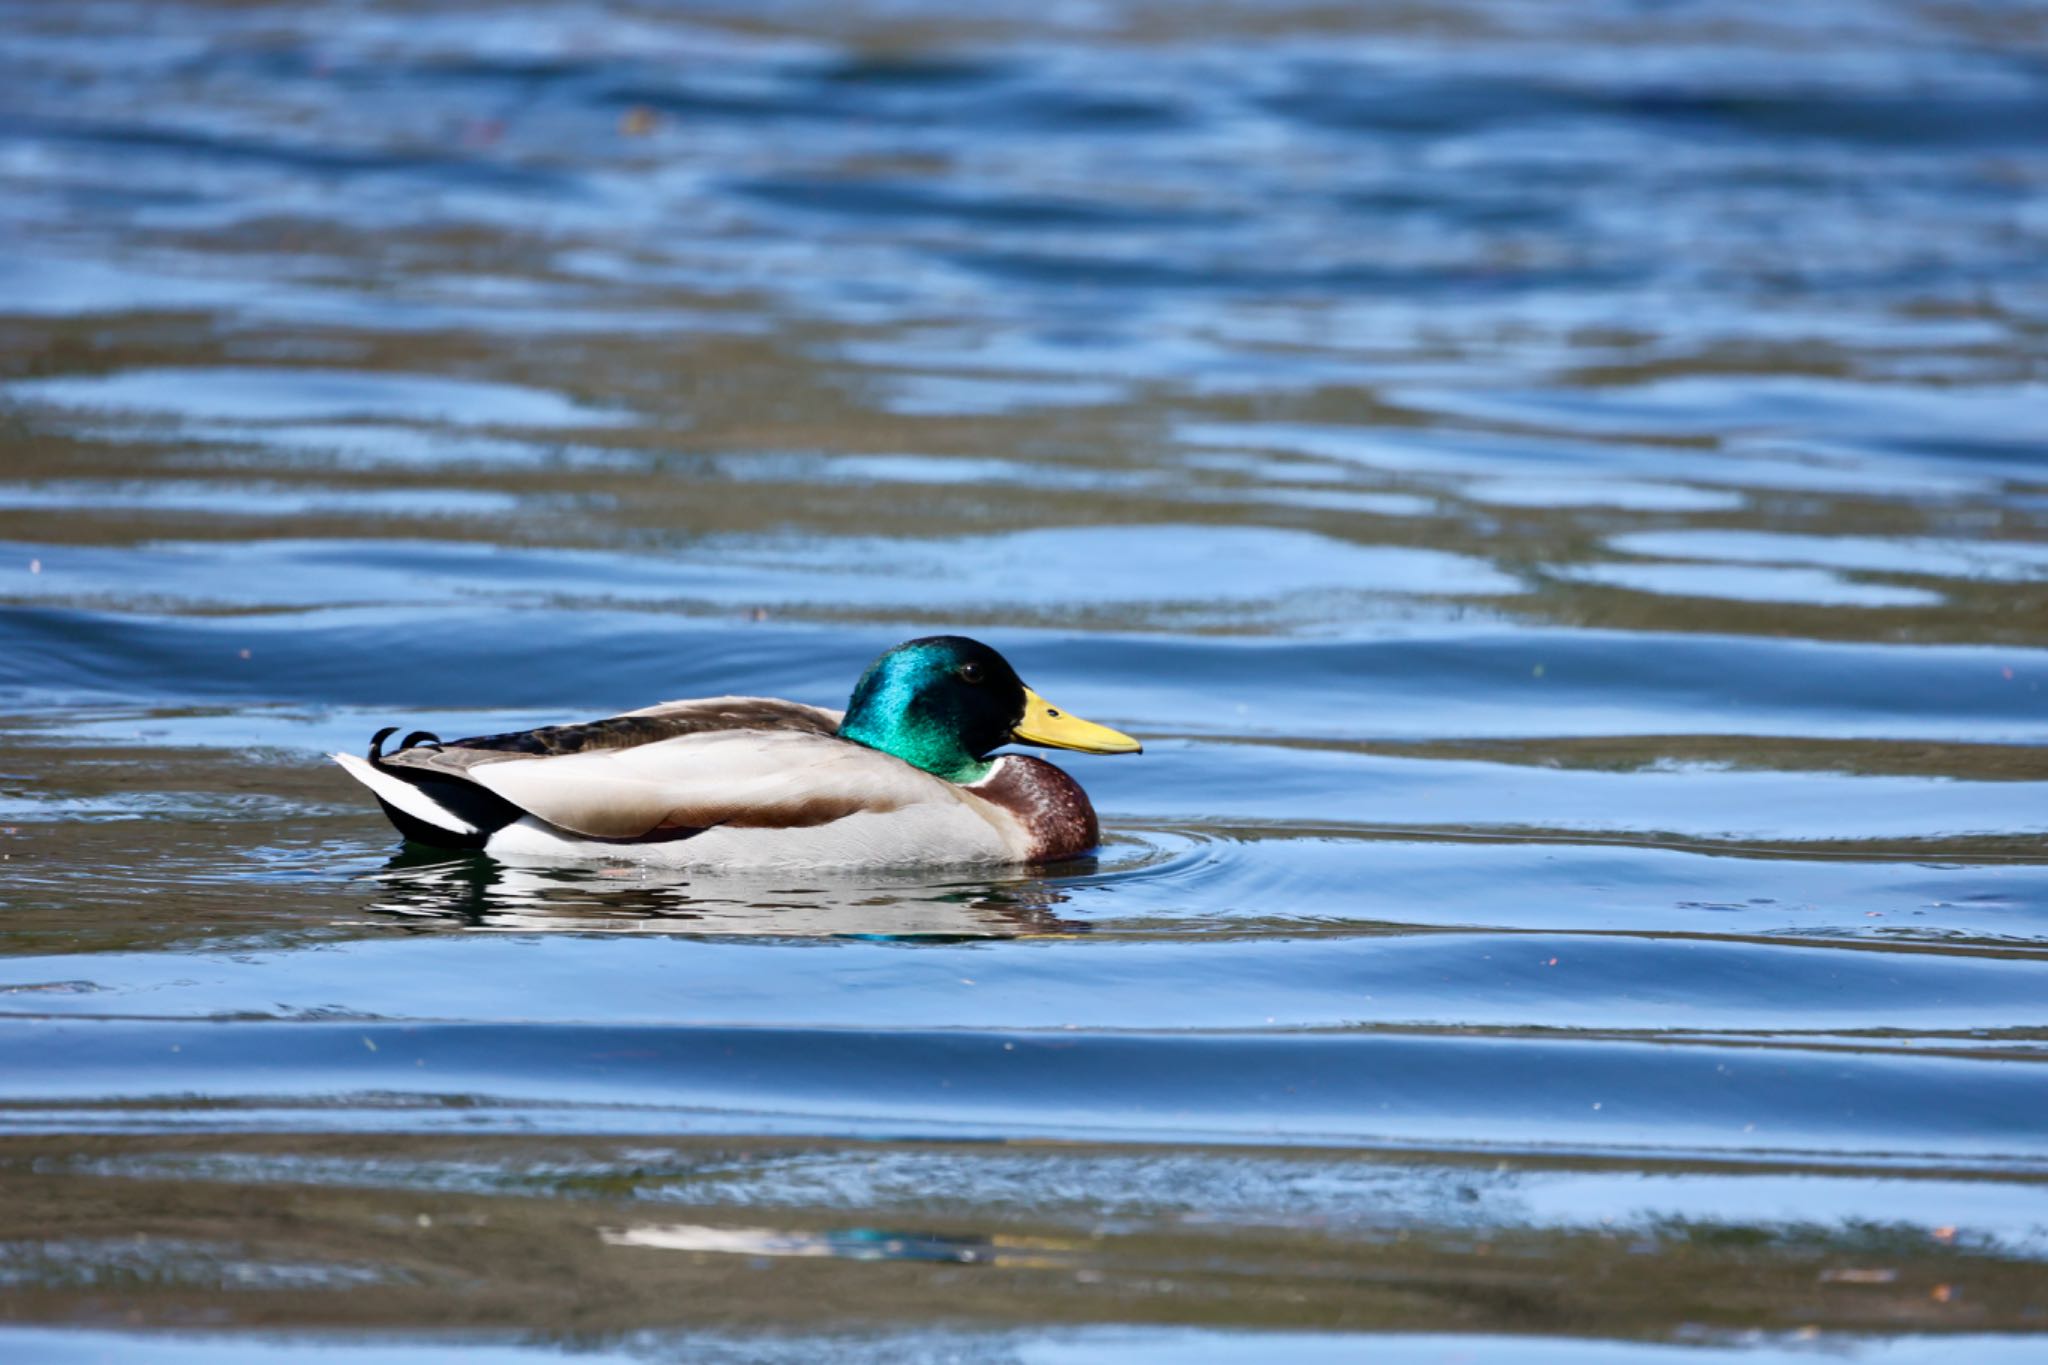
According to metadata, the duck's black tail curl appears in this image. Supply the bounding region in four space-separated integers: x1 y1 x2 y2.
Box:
353 727 523 852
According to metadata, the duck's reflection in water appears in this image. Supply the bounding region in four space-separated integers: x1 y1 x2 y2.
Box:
360 847 1090 940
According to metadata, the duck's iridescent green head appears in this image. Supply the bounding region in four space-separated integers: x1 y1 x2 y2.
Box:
838 636 1140 784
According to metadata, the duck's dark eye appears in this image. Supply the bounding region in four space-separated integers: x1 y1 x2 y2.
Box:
958 662 984 685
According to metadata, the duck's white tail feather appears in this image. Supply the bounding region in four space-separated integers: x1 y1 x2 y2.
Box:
331 751 479 835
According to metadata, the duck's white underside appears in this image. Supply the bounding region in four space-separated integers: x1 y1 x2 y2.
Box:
332 720 1034 869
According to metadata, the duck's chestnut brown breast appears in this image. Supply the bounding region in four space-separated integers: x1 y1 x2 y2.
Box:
977 755 1100 861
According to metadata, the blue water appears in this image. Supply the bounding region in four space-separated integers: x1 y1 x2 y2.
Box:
1 0 2045 1356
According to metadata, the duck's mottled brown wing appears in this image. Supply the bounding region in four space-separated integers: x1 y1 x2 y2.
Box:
377 696 844 776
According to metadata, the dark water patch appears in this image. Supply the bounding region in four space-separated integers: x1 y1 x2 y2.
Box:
1338 184 1577 230
1621 86 2048 151
734 175 1225 232
0 112 587 197
813 54 1015 89
1265 67 2048 151
8 930 2047 1035
975 88 1194 133
1262 70 1596 136
5 1019 2046 1161
948 247 1646 298
0 529 1523 623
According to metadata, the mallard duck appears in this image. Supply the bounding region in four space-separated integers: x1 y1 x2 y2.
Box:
332 636 1140 868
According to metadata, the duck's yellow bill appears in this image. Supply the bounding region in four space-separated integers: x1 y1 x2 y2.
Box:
1012 687 1142 755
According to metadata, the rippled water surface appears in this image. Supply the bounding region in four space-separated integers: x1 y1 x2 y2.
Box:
3 0 2047 1358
